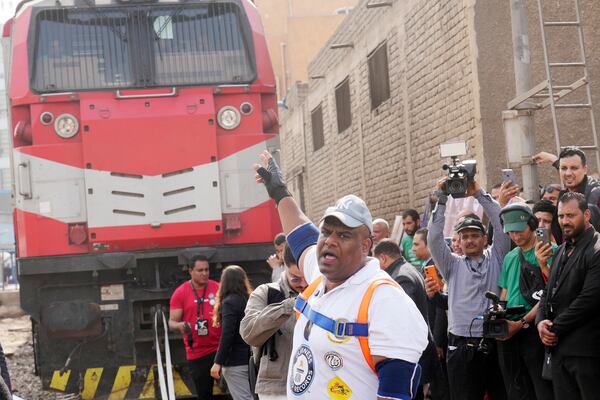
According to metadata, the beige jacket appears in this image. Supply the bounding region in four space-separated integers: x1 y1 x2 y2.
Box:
240 273 297 396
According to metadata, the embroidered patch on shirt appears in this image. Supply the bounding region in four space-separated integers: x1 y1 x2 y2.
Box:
324 351 343 371
328 376 352 400
290 345 315 395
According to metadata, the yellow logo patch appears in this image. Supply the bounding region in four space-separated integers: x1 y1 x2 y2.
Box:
328 376 352 400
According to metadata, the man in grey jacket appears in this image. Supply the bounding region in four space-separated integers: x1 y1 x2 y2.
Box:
240 244 308 400
428 179 511 400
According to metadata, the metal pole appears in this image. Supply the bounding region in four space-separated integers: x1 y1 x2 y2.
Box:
509 0 540 201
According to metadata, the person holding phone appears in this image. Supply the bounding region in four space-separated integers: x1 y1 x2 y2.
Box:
497 204 555 400
374 239 438 400
412 228 450 400
532 200 557 245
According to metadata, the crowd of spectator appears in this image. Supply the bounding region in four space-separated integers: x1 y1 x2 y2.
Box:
165 146 600 400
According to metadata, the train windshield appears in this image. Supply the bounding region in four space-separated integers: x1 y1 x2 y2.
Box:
31 3 256 92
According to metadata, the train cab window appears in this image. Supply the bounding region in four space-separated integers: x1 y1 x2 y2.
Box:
32 8 133 92
150 3 255 86
31 2 256 93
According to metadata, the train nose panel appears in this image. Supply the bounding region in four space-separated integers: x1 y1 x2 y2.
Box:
79 90 222 250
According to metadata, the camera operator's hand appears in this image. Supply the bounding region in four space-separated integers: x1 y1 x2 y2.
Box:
532 151 558 166
537 320 558 346
497 320 522 341
435 177 447 192
498 181 519 207
465 180 481 197
254 150 291 205
424 277 441 299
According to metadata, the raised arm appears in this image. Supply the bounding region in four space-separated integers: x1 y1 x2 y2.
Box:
427 182 460 279
254 151 310 234
254 151 318 276
476 186 511 262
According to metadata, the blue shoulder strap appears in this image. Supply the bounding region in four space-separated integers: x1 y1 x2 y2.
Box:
294 296 369 338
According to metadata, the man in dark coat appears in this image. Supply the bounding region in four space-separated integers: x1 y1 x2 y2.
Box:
374 239 439 400
536 192 600 400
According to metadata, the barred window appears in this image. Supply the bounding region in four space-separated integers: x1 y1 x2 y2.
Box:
31 2 255 92
367 42 390 110
311 104 325 151
335 77 352 133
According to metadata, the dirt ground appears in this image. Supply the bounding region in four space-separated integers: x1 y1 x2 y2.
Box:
1 316 57 399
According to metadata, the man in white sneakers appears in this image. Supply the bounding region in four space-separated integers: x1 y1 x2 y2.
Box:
254 151 428 400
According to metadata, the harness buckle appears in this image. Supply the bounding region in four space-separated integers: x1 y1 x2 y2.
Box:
333 318 349 339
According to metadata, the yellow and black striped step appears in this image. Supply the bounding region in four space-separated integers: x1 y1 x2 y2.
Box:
48 365 227 399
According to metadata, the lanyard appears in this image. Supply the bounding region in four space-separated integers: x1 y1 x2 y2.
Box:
190 281 208 319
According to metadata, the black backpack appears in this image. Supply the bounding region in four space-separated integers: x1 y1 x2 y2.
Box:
248 284 286 398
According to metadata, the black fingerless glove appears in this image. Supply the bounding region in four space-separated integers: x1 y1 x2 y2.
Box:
257 157 292 205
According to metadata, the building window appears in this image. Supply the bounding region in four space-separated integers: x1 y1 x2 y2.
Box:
335 77 352 133
311 104 325 151
367 42 390 110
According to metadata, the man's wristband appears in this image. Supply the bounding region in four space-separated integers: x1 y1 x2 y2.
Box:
552 159 560 170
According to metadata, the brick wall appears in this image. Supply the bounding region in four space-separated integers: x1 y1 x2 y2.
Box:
281 0 484 224
280 0 600 224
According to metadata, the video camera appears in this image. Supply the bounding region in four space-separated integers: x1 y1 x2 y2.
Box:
440 142 477 198
482 291 526 339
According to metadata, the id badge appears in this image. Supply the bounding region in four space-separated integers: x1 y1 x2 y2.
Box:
196 319 208 336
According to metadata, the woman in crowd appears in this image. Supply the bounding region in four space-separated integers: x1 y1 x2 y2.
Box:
211 265 254 400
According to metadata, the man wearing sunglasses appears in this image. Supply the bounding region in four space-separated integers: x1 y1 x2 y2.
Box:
540 184 562 206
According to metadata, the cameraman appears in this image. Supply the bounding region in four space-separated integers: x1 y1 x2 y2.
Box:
427 179 511 400
496 204 554 400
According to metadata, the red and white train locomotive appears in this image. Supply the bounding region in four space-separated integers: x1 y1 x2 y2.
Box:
2 0 280 397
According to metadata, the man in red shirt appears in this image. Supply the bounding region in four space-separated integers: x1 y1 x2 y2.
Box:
169 255 222 399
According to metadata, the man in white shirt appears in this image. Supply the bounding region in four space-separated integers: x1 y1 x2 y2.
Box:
254 151 428 400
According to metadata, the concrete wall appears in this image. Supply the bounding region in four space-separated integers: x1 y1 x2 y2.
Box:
280 0 600 224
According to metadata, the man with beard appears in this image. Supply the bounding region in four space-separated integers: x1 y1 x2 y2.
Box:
536 192 600 400
496 204 554 400
533 147 600 243
428 179 511 400
401 209 424 270
254 151 428 400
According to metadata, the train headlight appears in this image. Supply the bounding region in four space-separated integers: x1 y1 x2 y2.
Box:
54 113 79 138
217 106 241 130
